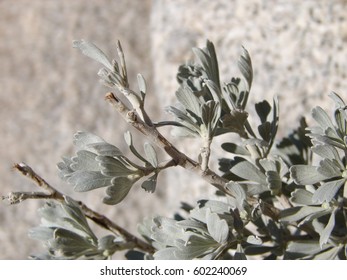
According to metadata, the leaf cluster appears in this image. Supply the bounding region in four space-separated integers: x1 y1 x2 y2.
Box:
29 197 124 259
58 131 160 204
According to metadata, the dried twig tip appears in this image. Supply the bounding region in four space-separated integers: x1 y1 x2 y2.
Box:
105 92 116 100
13 162 30 175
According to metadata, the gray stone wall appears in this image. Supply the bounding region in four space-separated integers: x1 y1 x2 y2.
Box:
1 0 346 259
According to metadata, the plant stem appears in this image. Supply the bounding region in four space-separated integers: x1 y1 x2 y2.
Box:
3 162 155 254
105 92 233 196
200 137 212 172
13 163 57 194
78 202 154 254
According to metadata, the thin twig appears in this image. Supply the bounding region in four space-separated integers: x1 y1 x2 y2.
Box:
2 191 57 205
13 163 58 195
78 203 154 254
3 162 155 254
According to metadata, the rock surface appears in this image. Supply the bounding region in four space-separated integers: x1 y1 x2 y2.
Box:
1 0 346 259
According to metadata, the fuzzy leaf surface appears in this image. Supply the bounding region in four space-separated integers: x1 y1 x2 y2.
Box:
73 40 113 70
319 210 336 248
141 173 158 193
231 160 267 185
103 177 134 205
68 171 112 192
144 142 158 168
312 179 345 204
290 165 327 185
206 209 229 244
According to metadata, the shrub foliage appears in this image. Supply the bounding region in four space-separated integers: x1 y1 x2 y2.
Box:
3 39 347 260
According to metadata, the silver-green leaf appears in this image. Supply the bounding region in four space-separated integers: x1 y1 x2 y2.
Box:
238 46 253 90
144 142 158 168
137 73 147 94
68 171 112 192
319 210 336 248
103 177 134 205
70 150 100 171
176 85 202 117
225 182 246 211
206 209 229 244
141 173 158 193
290 165 327 185
73 40 113 70
231 160 267 185
97 156 138 177
290 189 316 205
280 206 327 223
311 106 335 130
312 178 345 204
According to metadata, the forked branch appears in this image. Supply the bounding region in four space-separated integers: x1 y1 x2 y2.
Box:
2 162 154 254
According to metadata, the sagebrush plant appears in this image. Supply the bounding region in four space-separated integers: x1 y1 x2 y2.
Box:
2 39 347 260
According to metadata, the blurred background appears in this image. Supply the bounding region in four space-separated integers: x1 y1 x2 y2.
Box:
1 0 346 259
